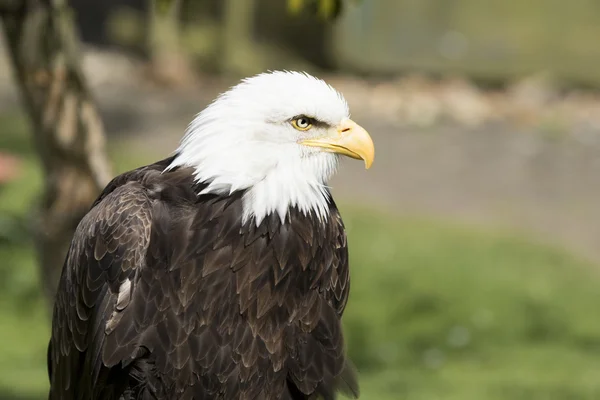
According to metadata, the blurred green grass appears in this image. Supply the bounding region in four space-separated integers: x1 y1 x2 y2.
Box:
342 210 600 399
1 112 600 399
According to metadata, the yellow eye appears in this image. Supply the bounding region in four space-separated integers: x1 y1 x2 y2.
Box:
291 117 313 131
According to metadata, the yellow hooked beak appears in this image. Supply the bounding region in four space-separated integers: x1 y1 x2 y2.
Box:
299 119 375 169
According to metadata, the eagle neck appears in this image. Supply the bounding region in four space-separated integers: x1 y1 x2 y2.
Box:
241 165 332 227
167 139 338 226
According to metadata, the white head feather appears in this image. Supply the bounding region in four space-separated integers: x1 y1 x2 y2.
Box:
167 71 351 225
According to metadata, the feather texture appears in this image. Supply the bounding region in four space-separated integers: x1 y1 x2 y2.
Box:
47 156 358 400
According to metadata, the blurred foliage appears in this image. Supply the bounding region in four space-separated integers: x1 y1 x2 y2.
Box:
106 0 353 77
82 0 600 86
153 0 348 19
287 0 344 20
153 0 179 16
2 112 600 399
0 115 33 249
333 0 600 86
106 6 147 48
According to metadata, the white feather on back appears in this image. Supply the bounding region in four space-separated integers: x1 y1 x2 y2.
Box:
167 71 349 225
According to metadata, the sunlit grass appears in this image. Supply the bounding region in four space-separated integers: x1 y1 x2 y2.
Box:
340 209 600 399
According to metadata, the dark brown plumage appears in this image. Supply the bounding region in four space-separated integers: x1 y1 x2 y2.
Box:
47 156 359 400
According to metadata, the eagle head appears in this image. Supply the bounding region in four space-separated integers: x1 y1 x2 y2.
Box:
168 71 374 225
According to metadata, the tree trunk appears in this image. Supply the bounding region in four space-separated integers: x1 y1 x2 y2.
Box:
0 0 112 304
146 0 194 86
220 0 256 74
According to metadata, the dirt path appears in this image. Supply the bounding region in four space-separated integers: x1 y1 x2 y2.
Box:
334 119 600 263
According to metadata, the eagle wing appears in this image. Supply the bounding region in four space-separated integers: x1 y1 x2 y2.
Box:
48 181 153 400
48 179 285 400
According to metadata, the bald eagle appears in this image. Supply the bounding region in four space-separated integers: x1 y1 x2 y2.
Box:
47 71 375 400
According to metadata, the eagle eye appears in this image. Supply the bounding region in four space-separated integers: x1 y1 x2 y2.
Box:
291 116 313 131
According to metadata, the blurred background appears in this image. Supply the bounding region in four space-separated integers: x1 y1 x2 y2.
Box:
2 0 600 399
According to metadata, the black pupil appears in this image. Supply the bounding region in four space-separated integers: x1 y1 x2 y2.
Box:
299 118 308 126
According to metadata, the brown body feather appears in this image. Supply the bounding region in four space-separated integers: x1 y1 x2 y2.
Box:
47 156 358 400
